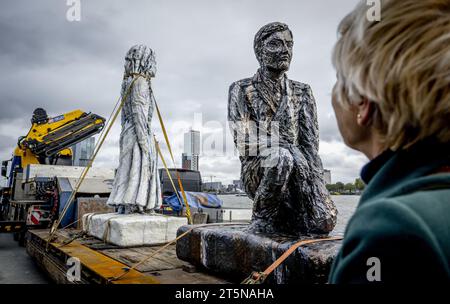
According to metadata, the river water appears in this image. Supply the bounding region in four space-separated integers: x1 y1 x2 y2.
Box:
218 194 360 236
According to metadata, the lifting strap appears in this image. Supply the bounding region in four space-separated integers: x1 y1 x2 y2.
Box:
242 236 343 284
154 136 188 221
240 165 450 284
47 75 142 246
108 222 244 282
48 73 193 248
108 224 198 282
154 100 193 224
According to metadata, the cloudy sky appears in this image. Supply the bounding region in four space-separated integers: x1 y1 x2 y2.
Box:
0 0 367 186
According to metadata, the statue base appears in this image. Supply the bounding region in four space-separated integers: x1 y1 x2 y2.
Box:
176 223 342 283
82 213 187 247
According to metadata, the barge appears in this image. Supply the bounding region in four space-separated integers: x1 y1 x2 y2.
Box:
26 228 229 284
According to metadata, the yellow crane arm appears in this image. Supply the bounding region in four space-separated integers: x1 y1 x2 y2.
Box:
14 109 105 168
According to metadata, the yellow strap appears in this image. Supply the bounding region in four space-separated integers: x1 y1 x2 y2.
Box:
109 222 243 282
154 137 185 215
242 236 343 284
47 76 141 245
154 100 193 224
110 224 197 282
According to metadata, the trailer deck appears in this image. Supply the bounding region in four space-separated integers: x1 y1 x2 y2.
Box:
26 229 229 284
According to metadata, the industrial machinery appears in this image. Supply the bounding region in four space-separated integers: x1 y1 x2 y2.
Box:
12 108 105 173
0 108 106 244
159 168 202 196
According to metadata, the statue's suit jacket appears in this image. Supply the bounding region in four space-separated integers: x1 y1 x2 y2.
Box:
228 71 337 234
228 72 323 180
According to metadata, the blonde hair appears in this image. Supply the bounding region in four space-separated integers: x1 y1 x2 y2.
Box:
332 0 450 150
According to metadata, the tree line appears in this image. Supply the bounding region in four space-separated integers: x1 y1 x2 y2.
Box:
326 178 365 195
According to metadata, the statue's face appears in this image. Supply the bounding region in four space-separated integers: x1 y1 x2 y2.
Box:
260 30 293 72
123 45 156 77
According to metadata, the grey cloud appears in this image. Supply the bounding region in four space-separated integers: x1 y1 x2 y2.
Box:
0 135 17 156
0 0 362 183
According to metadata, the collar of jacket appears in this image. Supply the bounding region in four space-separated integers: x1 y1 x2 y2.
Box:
360 149 395 184
359 139 450 206
252 68 290 114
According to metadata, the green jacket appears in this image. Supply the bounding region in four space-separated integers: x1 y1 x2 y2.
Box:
329 141 450 283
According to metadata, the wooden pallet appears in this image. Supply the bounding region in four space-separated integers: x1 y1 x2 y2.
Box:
27 229 229 284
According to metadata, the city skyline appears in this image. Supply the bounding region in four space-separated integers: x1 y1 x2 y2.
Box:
181 129 200 171
0 0 366 187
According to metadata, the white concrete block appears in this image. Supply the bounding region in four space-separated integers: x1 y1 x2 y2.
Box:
82 213 188 247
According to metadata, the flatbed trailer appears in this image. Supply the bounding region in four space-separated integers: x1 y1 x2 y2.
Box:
26 229 229 284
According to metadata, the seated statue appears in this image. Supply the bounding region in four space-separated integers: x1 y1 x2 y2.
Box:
228 22 337 235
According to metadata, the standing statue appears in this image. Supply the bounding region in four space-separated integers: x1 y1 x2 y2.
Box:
228 22 337 235
107 45 162 213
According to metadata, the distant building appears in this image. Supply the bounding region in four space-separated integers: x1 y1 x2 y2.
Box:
232 179 243 190
182 130 200 171
181 153 192 170
72 137 95 167
324 169 332 185
226 184 236 192
158 168 202 195
203 181 222 192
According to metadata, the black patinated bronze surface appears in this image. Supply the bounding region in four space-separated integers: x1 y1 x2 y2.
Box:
176 224 342 283
228 22 337 235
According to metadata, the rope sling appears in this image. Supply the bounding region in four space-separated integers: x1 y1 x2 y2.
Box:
107 158 450 283
44 74 349 284
47 74 192 247
241 236 343 284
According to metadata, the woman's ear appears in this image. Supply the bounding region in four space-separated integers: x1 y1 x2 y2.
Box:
356 98 376 126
